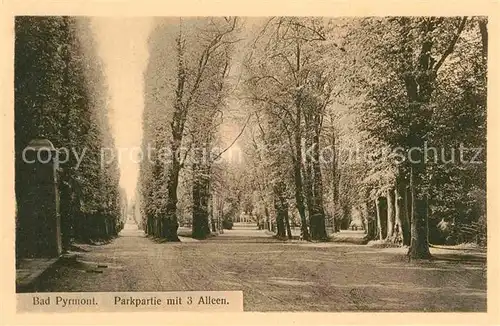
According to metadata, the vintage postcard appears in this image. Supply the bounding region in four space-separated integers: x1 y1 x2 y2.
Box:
1 0 499 325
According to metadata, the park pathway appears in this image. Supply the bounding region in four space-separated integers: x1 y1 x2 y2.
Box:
35 220 487 311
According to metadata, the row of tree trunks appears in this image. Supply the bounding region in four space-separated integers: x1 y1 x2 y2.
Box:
309 122 328 240
191 167 211 239
191 143 212 239
74 213 119 243
396 177 411 246
369 176 414 245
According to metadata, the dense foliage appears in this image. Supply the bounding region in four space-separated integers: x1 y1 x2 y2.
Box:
139 17 486 258
15 17 125 252
140 18 238 240
237 17 487 257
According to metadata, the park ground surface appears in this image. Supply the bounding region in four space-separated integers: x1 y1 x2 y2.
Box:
33 221 487 312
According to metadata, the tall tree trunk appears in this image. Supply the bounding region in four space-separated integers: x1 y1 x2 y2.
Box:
273 181 287 238
408 166 431 259
163 160 181 241
216 196 224 234
292 39 310 241
396 177 411 246
375 197 382 240
378 197 388 239
284 209 292 239
394 183 403 244
264 206 271 231
361 202 369 234
211 216 216 233
405 117 431 257
310 164 327 240
191 148 211 240
192 162 202 238
275 210 285 238
161 28 191 242
331 128 340 232
191 174 210 239
303 114 314 229
201 176 210 235
293 141 309 240
386 188 395 239
274 205 286 238
367 206 376 240
399 17 467 258
209 189 216 233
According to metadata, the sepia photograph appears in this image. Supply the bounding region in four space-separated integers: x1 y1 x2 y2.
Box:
12 15 488 313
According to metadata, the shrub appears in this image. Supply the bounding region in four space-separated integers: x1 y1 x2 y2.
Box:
222 219 233 230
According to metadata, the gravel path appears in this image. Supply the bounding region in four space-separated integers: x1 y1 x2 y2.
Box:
35 223 487 312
